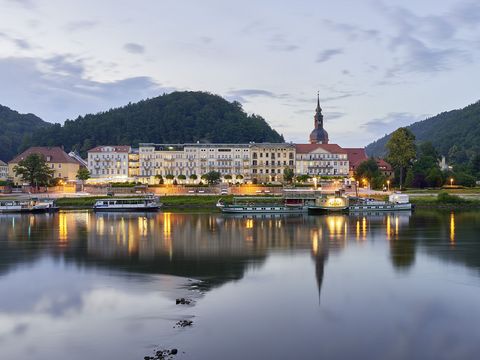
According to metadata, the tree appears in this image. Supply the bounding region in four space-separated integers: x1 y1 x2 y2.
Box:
13 153 54 189
283 167 294 183
296 174 310 183
189 174 198 180
202 171 221 185
177 174 186 181
386 128 416 189
76 167 90 181
354 158 380 183
76 167 90 191
224 174 232 181
155 174 164 184
165 174 174 180
235 174 244 180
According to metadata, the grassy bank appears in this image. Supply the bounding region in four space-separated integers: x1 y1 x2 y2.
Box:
410 192 480 209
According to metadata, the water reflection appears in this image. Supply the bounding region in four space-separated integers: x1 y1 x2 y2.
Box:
2 210 480 291
1 210 480 360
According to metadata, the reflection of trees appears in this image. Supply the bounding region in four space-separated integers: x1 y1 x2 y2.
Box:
1 210 480 296
389 238 416 270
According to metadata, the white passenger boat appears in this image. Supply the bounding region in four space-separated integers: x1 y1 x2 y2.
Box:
348 194 412 212
216 198 306 214
93 195 161 212
0 198 59 213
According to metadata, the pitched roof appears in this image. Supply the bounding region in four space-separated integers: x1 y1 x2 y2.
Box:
295 143 346 154
343 148 368 169
0 160 6 166
87 145 131 153
9 147 81 165
376 158 393 171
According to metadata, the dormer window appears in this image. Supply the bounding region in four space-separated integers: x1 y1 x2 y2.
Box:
46 156 52 161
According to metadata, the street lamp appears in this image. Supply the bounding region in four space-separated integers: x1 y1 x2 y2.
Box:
450 178 454 187
387 179 390 192
362 178 367 189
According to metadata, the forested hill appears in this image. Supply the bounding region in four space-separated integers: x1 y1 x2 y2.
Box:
28 91 285 155
366 100 480 163
0 105 51 162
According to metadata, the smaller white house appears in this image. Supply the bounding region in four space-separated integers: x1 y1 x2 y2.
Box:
87 146 131 181
295 144 349 177
0 160 8 180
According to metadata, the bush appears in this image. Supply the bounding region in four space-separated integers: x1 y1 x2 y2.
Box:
437 191 466 203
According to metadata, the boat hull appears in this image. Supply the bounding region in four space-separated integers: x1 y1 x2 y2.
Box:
220 206 307 214
307 206 348 214
348 203 412 212
93 206 160 212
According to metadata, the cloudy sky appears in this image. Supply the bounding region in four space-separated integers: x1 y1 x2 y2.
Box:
0 0 479 147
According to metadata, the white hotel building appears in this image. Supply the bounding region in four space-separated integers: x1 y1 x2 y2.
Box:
295 144 349 177
87 146 132 181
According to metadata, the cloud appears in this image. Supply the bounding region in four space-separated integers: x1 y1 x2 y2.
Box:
7 0 34 7
316 48 343 63
123 42 145 54
377 2 472 76
226 88 288 103
64 20 98 32
268 34 299 52
322 20 380 42
362 112 429 136
452 2 480 27
0 56 172 122
0 32 32 50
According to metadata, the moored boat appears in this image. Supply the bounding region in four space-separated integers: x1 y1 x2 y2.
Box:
217 197 307 214
348 193 412 212
307 193 349 214
93 195 161 212
0 198 59 213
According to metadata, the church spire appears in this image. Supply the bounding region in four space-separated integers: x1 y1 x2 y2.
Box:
309 92 329 144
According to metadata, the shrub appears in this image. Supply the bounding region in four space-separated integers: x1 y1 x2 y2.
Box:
437 191 466 203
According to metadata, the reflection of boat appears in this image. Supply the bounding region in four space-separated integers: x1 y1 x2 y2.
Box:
0 198 59 213
216 197 307 214
308 193 349 214
93 195 161 212
348 194 412 212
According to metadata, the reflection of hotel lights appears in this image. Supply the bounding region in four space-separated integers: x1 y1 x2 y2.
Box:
163 213 173 258
311 230 319 255
395 216 399 236
59 212 68 243
356 220 360 240
163 212 171 239
362 217 367 239
450 212 455 246
246 219 253 229
386 216 391 240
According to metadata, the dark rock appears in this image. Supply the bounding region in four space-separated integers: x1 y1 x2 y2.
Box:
170 349 178 355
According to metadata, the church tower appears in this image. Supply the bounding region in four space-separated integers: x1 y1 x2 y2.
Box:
309 93 329 144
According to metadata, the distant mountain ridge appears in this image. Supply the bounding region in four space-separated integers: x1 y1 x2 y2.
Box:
366 101 480 162
27 91 284 155
0 105 51 162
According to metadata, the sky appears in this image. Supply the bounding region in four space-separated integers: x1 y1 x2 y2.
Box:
0 0 479 147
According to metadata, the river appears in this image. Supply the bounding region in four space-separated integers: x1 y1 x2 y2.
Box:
0 210 479 360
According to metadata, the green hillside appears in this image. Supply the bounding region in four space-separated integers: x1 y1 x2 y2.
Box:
28 91 284 155
0 105 51 162
366 101 480 164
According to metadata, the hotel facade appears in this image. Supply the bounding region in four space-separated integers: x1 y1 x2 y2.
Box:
84 95 394 184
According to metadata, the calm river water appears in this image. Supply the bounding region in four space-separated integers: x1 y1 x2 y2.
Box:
0 210 479 360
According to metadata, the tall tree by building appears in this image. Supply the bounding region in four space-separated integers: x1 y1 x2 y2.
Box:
386 128 416 189
13 154 54 189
